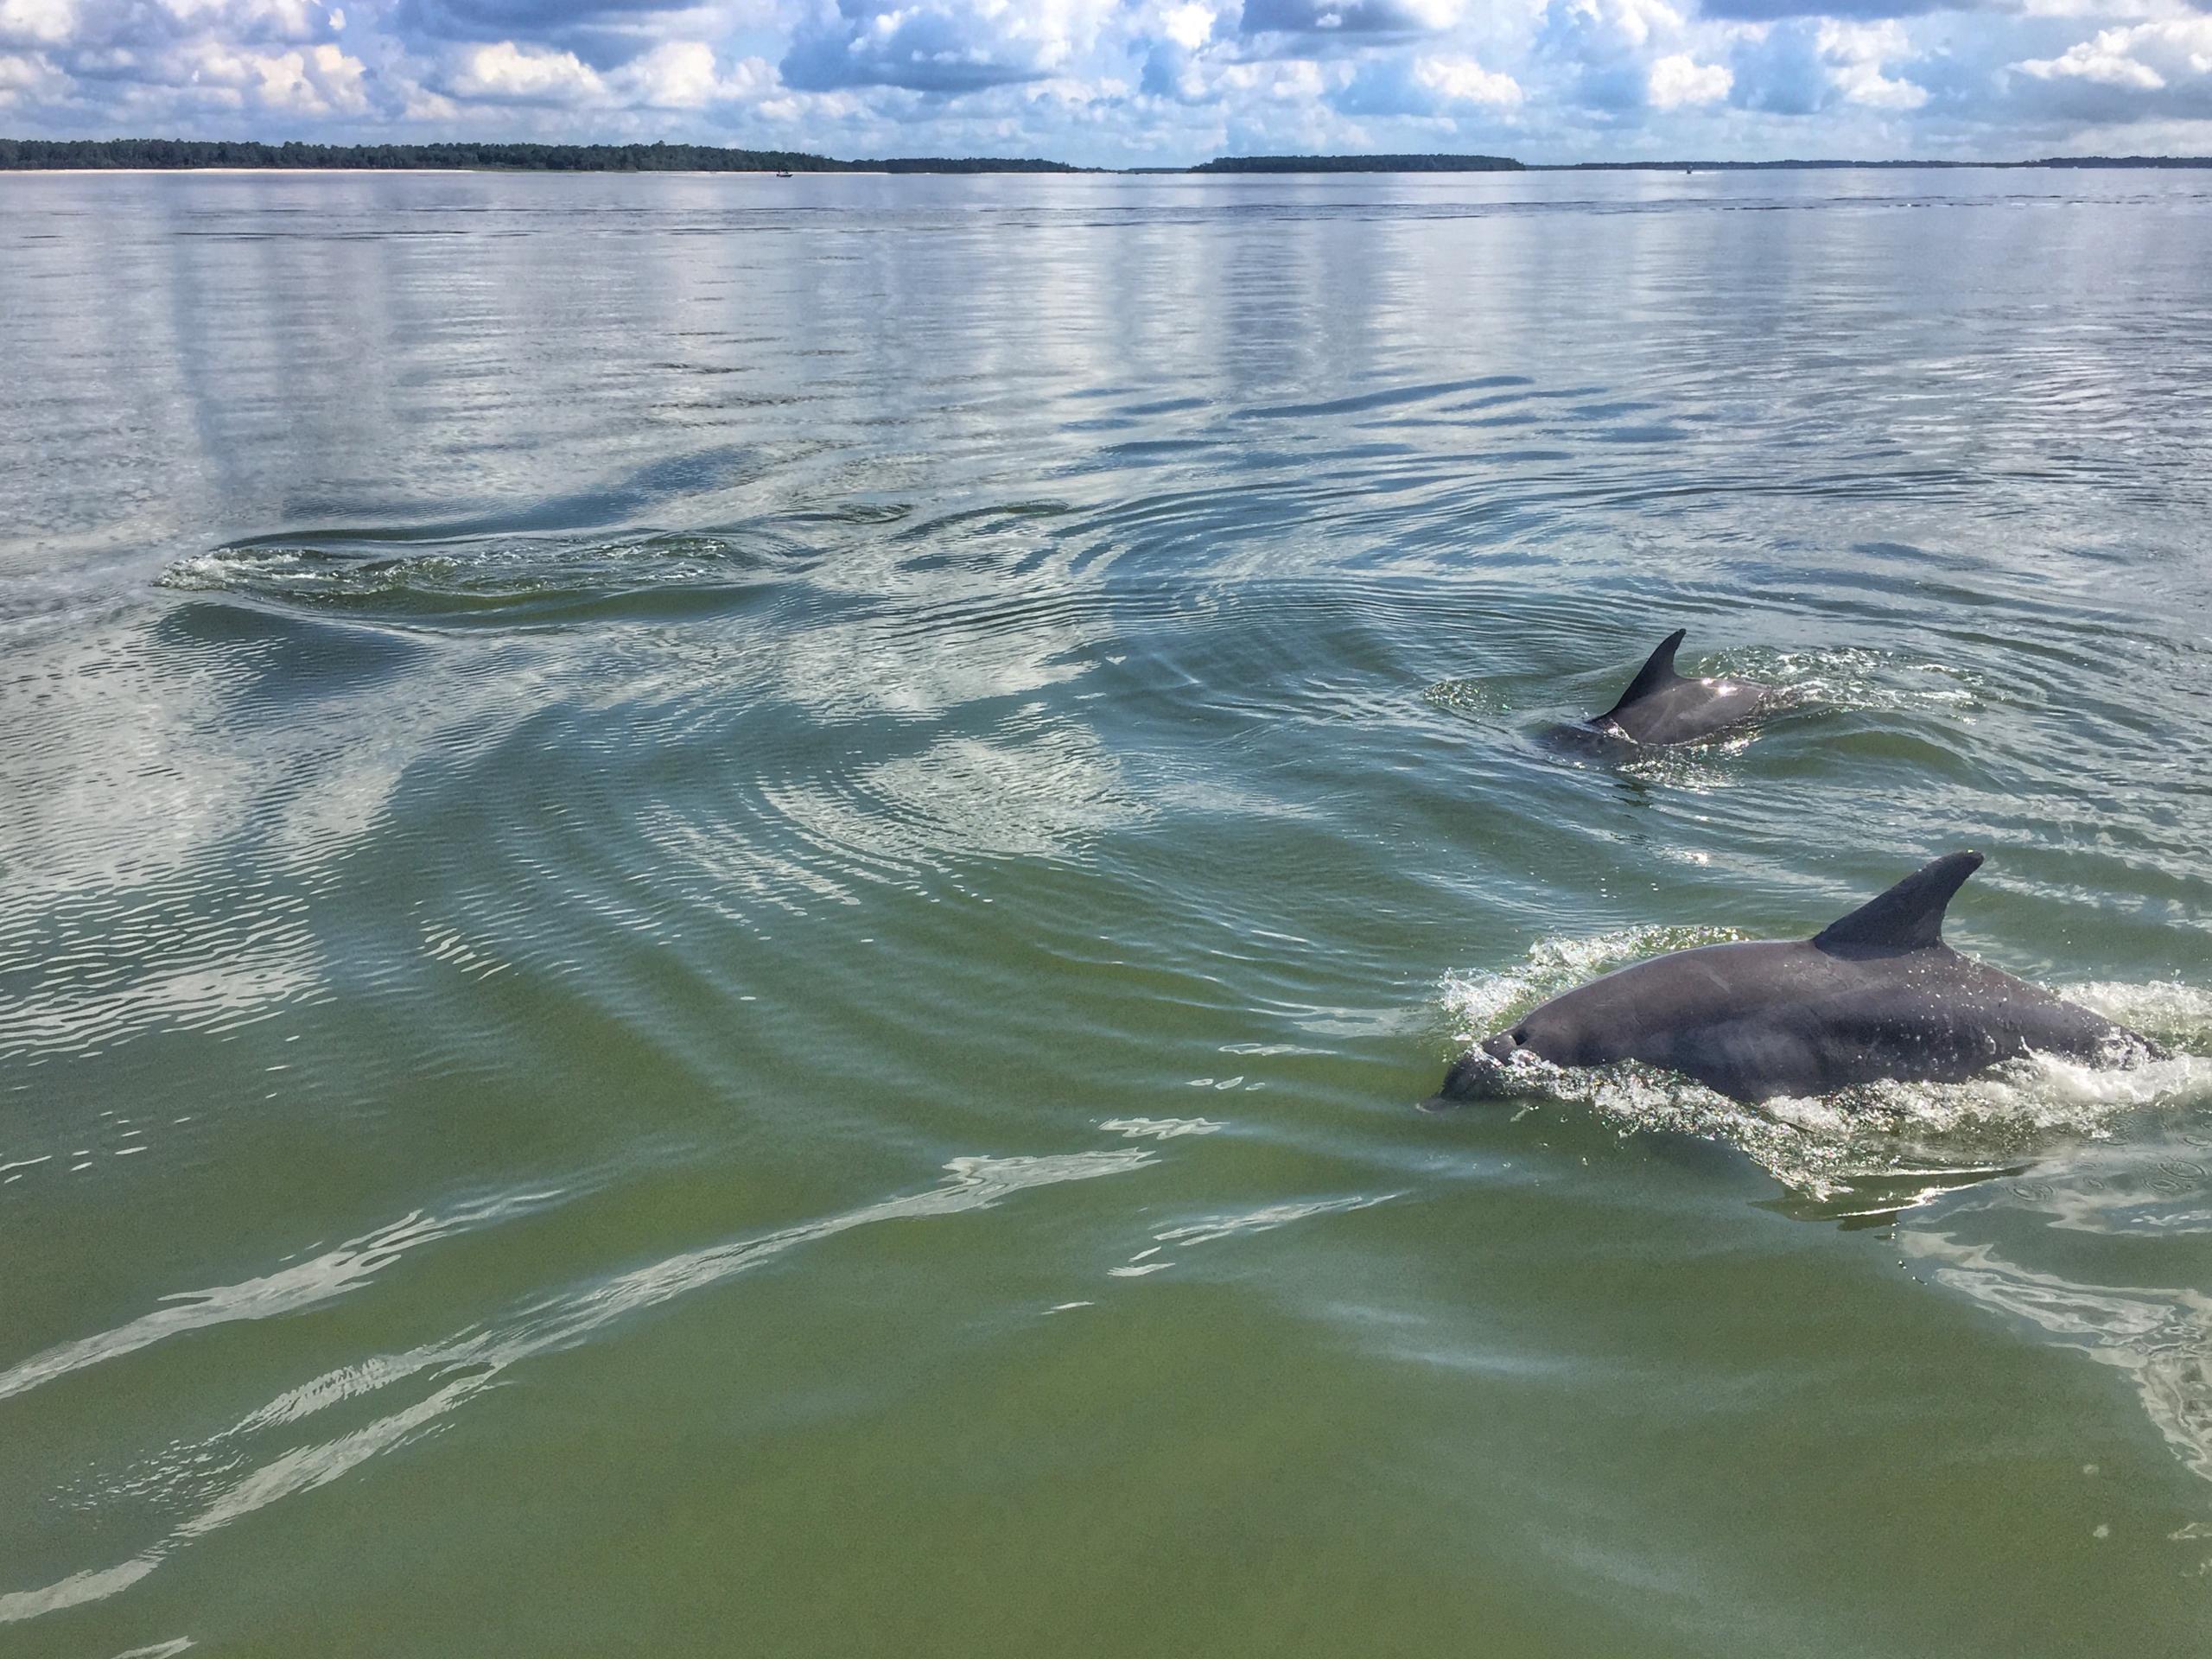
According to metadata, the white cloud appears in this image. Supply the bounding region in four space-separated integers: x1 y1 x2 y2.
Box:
429 38 785 114
0 0 79 48
444 40 605 105
992 0 1118 73
1413 54 1521 106
1567 0 1684 54
621 41 722 108
1647 51 1728 110
1817 21 1926 111
1220 57 1344 100
181 39 368 113
1241 0 1469 34
2013 0 2199 16
399 79 459 121
2016 20 2212 92
1156 2 1216 53
779 0 1119 94
3 0 336 52
164 0 327 43
0 46 66 99
0 0 2202 165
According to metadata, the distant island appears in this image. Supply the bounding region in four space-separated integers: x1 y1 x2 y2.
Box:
1539 156 2212 172
6 137 2212 175
1205 153 2212 172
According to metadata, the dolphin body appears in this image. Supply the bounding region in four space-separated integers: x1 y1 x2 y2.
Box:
1560 628 1772 747
1440 853 2157 1104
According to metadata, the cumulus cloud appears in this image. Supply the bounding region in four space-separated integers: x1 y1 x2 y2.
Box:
1157 2 1216 51
0 0 78 48
1699 0 1946 18
3 0 339 51
1647 49 1727 106
442 37 601 99
2018 18 2212 92
1218 54 1344 98
1565 0 1686 55
0 44 72 99
402 0 692 36
1238 0 1465 36
1728 15 1929 115
780 0 1111 93
1537 0 1694 113
0 0 2209 162
202 39 372 111
1413 52 1522 105
1728 18 1831 113
435 32 771 106
1817 20 1926 108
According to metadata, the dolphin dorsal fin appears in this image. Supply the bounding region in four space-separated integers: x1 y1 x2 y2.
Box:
1599 629 1689 721
1814 852 1985 953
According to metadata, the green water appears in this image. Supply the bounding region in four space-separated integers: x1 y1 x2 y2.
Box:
3 168 2211 1656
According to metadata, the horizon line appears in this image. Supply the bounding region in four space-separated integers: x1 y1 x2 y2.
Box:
6 138 2212 175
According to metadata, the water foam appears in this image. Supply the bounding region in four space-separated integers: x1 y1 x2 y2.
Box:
1733 643 1986 720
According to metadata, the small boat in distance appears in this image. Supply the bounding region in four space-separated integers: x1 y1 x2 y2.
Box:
776 169 793 179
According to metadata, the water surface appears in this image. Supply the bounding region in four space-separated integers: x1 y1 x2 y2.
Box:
4 168 2212 1656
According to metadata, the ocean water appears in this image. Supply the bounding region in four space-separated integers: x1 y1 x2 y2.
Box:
3 167 2211 1656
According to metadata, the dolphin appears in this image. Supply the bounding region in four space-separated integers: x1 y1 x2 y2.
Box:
1439 852 2159 1104
1562 628 1772 747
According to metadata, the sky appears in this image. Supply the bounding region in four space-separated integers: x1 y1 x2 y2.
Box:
4 0 2212 165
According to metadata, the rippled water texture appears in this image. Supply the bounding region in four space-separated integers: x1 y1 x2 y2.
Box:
4 169 2212 1656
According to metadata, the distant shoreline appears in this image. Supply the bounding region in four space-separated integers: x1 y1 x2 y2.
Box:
0 167 865 176
0 140 1088 175
1531 156 2212 172
5 139 2211 175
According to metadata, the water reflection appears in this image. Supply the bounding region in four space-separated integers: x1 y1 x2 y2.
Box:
1904 1133 2212 1485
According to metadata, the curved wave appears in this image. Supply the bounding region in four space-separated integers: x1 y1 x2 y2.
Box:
157 528 814 624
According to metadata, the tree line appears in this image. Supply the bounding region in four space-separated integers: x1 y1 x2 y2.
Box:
0 139 1088 174
8 139 2205 175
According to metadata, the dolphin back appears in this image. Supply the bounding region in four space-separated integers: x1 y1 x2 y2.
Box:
1590 629 1770 747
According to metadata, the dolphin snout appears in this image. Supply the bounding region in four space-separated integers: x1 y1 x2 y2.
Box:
1429 1027 1535 1105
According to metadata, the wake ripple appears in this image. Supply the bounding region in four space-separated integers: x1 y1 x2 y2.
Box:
0 1148 1154 1627
158 529 811 623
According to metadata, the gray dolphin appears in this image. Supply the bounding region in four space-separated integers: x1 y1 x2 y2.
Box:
1564 628 1772 747
1440 852 2159 1104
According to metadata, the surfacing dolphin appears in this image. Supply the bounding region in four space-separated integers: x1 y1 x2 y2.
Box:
1563 627 1772 747
1440 852 2159 1105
